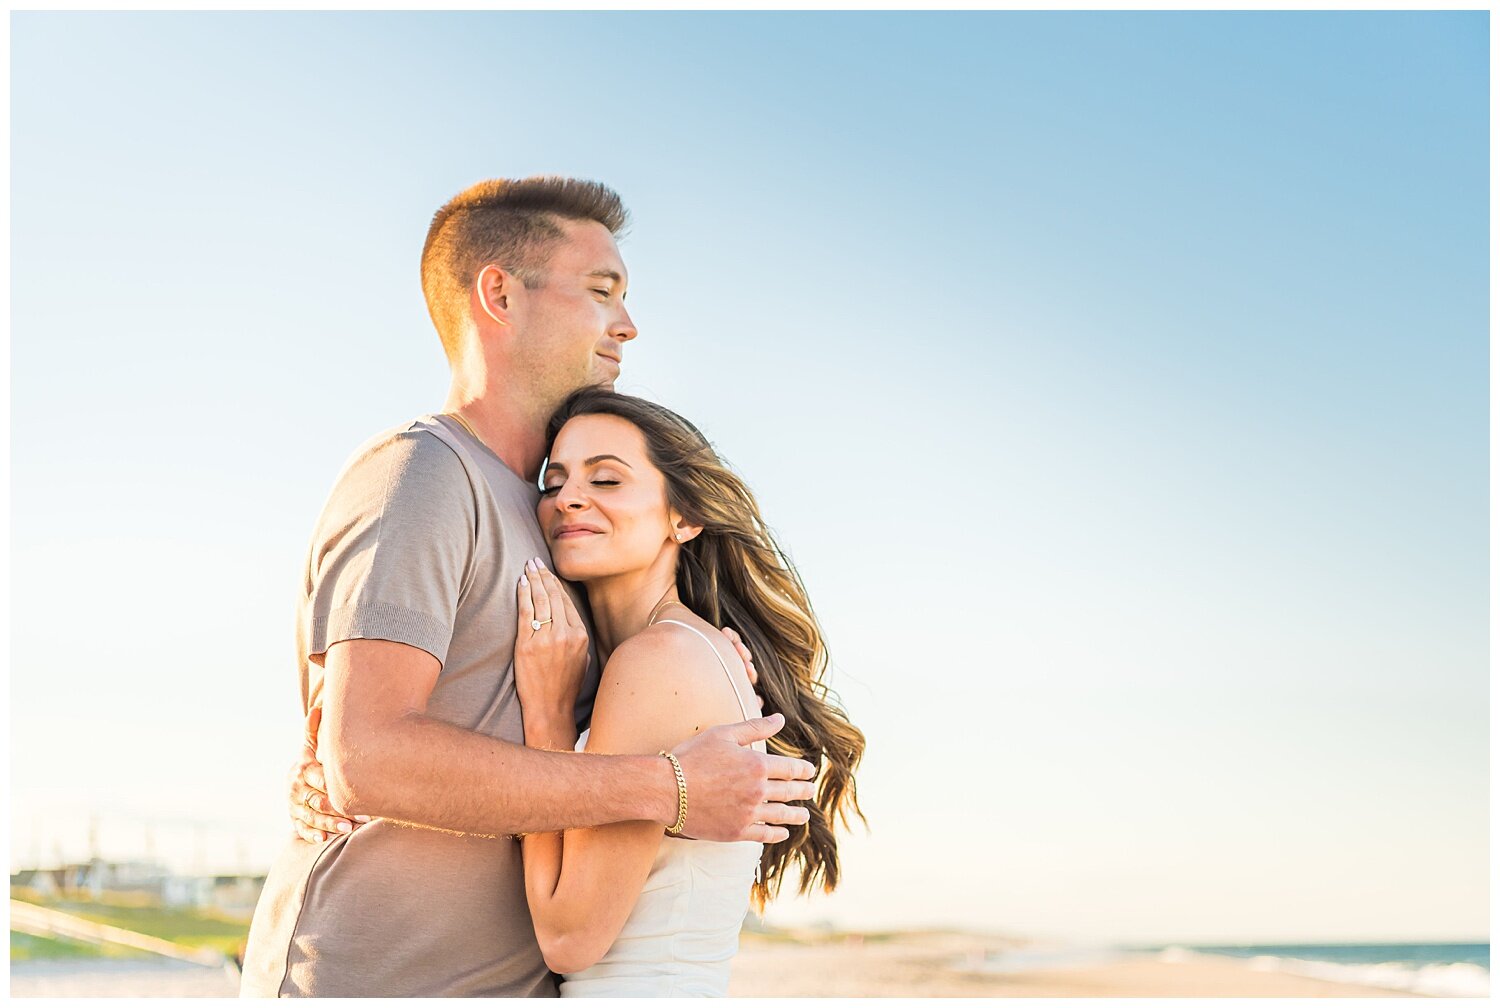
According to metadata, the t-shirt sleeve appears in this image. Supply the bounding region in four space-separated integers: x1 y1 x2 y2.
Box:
304 430 475 668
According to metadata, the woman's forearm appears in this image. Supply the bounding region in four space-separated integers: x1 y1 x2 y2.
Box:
519 711 616 974
520 713 577 908
520 710 580 759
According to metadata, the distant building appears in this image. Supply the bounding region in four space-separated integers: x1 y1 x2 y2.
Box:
162 874 214 907
161 873 266 915
9 868 59 898
12 859 159 897
206 875 266 917
10 860 263 916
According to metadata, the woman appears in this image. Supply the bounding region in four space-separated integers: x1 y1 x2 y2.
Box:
297 389 864 996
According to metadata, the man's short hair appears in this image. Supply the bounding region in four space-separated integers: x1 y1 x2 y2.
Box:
420 176 629 360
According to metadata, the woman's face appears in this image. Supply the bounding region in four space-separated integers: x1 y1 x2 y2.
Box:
538 413 685 582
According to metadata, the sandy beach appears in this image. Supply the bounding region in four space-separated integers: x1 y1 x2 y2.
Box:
11 931 1443 997
9 958 242 997
727 931 1431 998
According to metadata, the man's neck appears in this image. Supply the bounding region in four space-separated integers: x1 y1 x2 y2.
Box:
442 380 551 485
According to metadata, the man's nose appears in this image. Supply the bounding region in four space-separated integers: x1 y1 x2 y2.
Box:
613 305 638 343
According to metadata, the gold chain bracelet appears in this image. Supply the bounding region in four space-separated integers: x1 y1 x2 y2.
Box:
659 751 688 835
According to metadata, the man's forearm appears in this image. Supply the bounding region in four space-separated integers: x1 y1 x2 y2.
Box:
327 712 674 836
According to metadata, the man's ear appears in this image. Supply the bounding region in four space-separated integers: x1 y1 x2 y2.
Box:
473 264 515 329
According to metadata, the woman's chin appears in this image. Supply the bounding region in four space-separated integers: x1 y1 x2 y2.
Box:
549 554 613 583
550 559 587 582
549 554 634 585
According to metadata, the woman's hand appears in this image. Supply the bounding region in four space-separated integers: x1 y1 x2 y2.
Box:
288 705 368 842
514 557 590 733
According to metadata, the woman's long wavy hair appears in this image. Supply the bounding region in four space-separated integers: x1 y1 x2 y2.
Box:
546 388 866 907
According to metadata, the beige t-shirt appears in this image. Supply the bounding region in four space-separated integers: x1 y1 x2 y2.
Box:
240 415 599 998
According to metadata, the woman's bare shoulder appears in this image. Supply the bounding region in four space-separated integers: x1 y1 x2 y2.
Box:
588 615 744 754
603 616 727 692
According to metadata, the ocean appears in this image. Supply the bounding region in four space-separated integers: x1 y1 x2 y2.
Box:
1159 942 1489 998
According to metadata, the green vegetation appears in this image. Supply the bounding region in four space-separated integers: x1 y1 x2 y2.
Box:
12 930 133 961
10 889 251 960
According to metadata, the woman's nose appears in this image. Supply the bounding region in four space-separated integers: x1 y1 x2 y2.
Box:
555 483 587 510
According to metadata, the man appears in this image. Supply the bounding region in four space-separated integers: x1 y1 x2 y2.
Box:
240 177 816 997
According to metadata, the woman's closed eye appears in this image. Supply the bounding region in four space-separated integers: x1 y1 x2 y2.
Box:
541 479 620 496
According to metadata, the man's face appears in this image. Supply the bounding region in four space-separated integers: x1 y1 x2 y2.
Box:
512 218 636 406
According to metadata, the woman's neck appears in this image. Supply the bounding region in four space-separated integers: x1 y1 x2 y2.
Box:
584 560 683 663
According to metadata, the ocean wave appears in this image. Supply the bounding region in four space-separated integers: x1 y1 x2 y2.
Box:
1245 954 1488 998
1156 945 1489 997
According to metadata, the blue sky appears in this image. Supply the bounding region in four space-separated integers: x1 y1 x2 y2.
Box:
10 12 1487 944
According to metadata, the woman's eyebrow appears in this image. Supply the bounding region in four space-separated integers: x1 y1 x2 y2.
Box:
542 454 633 474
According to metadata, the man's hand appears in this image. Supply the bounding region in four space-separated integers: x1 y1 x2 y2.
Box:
289 706 365 843
719 626 756 688
670 713 816 844
719 626 763 714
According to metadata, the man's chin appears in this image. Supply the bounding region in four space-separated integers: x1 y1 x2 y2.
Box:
552 375 615 412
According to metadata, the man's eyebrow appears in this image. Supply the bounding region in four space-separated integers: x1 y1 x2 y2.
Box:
587 269 627 299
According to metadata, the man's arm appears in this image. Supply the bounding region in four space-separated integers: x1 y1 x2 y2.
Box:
320 638 810 840
290 624 769 842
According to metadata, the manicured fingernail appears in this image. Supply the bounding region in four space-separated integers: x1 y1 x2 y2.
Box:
521 574 529 586
355 815 371 823
525 559 535 572
337 822 351 833
534 556 545 569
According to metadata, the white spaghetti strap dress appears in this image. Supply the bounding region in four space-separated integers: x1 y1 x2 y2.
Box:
559 620 765 998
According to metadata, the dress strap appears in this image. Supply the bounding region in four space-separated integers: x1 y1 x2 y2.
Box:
653 619 753 721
